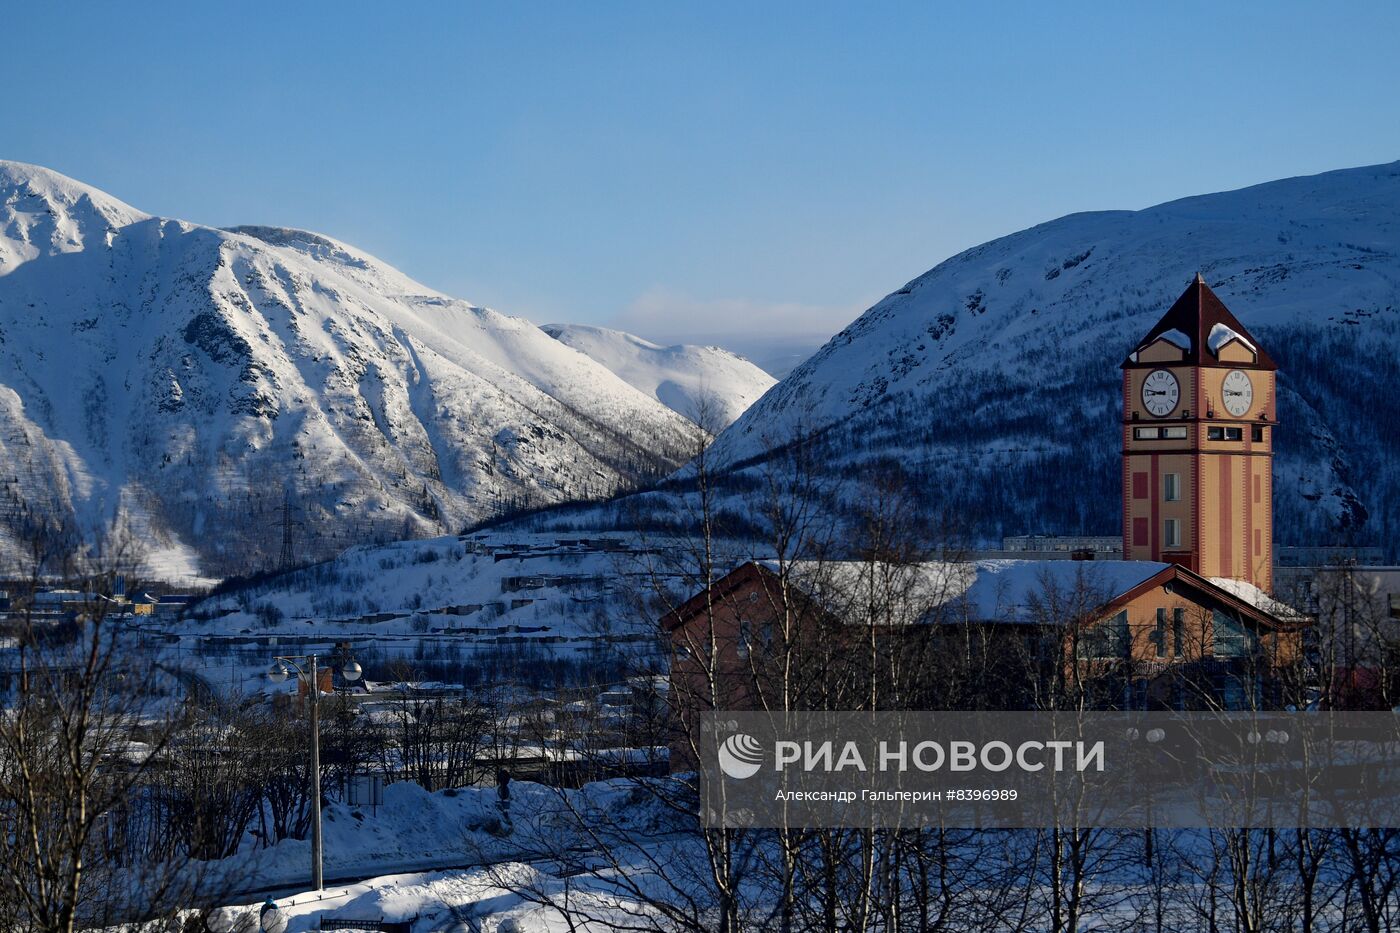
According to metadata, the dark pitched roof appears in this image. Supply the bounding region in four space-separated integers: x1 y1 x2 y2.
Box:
1123 274 1277 371
660 562 772 632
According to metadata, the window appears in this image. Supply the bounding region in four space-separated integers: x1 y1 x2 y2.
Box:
1252 425 1266 443
1173 608 1184 657
1152 608 1167 658
1211 611 1255 657
1208 426 1243 441
1076 610 1129 660
1164 473 1181 501
1165 518 1181 548
1135 425 1188 441
1133 472 1148 499
737 620 752 660
1132 517 1149 546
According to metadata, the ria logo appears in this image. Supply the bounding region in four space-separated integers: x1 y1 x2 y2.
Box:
718 733 765 780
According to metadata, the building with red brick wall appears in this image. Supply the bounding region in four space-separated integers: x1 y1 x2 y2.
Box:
1122 275 1278 593
661 277 1313 770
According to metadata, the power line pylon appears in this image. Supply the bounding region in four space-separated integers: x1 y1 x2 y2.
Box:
274 489 302 572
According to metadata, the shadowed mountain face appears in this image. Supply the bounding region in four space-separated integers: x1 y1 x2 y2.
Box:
705 161 1400 555
0 162 698 578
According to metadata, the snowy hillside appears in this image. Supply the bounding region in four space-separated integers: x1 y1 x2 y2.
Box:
705 161 1400 554
161 531 697 701
182 532 667 647
0 162 697 577
541 323 775 428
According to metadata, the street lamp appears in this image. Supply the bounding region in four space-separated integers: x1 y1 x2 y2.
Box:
266 649 361 890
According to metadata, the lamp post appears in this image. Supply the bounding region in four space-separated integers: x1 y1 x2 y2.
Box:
267 651 362 890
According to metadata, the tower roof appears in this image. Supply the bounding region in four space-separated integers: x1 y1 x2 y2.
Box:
1123 275 1277 370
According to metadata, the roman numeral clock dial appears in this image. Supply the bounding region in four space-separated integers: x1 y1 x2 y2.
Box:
1141 368 1179 417
1222 369 1254 417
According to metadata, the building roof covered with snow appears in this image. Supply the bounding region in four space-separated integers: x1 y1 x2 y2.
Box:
663 557 1309 633
1123 274 1277 370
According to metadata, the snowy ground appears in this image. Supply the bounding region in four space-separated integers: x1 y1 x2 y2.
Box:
217 781 576 889
198 777 1339 933
213 864 660 933
202 779 685 932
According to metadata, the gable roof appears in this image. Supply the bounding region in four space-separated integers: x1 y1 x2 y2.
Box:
1092 561 1309 629
662 559 1308 632
778 558 1173 626
1123 274 1277 371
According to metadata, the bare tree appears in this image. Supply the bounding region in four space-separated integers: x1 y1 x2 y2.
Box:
0 524 234 932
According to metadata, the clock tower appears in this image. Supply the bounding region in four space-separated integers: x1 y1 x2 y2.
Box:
1121 275 1278 593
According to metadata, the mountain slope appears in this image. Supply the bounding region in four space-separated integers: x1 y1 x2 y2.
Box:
0 161 697 577
541 323 776 428
706 161 1400 553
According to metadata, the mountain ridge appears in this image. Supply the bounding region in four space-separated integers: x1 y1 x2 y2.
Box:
703 159 1400 554
0 161 699 578
541 322 776 428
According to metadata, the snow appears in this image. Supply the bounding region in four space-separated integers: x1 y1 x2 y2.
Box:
139 540 220 589
204 779 687 932
0 162 710 577
1155 328 1193 352
199 777 1289 932
215 863 661 933
1207 321 1255 356
1208 576 1309 622
773 559 1169 625
221 780 528 888
759 560 1311 629
698 159 1400 550
169 537 1176 696
165 531 690 696
956 559 1167 622
541 323 775 428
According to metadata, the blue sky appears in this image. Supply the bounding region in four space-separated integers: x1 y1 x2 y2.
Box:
7 2 1399 356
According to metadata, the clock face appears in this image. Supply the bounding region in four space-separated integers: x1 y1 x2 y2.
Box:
1141 369 1180 417
1222 369 1253 417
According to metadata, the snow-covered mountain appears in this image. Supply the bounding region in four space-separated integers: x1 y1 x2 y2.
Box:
541 323 775 428
706 161 1400 554
0 161 698 578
